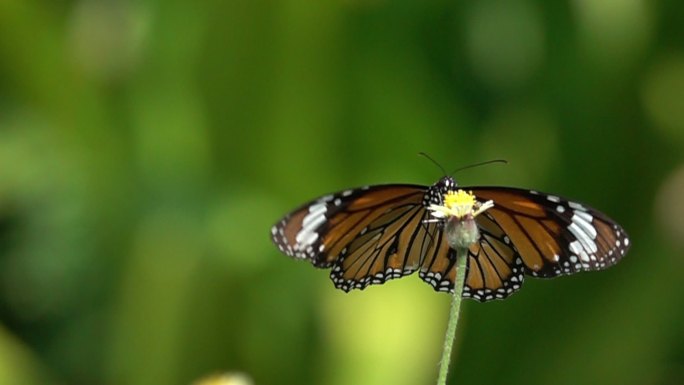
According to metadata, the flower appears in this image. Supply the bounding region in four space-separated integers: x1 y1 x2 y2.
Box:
427 190 494 249
428 190 494 220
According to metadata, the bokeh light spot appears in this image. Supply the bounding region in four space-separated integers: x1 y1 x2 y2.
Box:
464 0 545 90
208 189 280 272
655 163 684 249
478 105 559 186
573 0 653 70
68 1 149 82
642 54 684 143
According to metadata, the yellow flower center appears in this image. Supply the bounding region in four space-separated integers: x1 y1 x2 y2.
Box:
444 190 476 211
428 189 494 220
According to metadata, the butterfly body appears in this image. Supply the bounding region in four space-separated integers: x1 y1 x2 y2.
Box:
271 176 629 302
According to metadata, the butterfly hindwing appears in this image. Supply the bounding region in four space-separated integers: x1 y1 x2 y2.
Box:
419 211 526 302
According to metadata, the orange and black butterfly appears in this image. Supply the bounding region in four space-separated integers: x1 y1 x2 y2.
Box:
270 176 630 302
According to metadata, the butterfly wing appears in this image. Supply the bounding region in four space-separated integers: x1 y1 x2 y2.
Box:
271 184 440 291
471 187 630 277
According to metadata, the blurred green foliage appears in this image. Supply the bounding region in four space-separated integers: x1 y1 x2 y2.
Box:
1 1 684 384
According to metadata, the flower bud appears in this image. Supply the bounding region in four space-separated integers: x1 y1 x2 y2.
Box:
445 215 480 249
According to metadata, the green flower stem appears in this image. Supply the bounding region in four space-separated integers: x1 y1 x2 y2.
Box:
436 246 469 385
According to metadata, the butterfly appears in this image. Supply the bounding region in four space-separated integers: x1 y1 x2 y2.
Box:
270 176 630 302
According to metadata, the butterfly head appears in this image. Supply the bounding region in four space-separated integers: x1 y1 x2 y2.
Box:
424 176 457 207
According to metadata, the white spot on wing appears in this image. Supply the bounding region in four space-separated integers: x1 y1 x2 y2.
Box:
571 211 597 239
574 210 593 223
569 241 582 255
568 201 585 211
579 250 591 262
295 230 318 246
296 202 329 249
302 203 327 227
568 223 598 254
301 211 326 235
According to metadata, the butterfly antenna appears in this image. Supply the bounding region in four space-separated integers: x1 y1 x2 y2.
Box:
418 152 448 176
450 159 508 175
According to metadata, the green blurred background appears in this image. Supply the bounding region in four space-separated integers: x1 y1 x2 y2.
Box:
1 1 684 384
